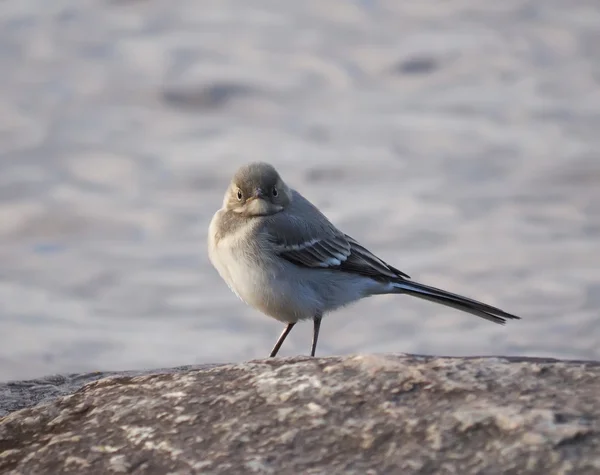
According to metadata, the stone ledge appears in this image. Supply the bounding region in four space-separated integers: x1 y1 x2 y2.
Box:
1 355 599 474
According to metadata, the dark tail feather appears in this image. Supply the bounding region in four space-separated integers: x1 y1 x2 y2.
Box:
392 280 521 325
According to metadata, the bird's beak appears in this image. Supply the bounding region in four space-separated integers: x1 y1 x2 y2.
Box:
248 188 267 201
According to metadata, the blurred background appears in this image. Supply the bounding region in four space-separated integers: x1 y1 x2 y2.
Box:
1 0 599 382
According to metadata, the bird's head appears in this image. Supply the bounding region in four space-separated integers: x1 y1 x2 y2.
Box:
223 162 292 217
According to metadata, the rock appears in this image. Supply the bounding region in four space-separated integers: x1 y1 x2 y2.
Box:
1 355 600 474
0 365 217 418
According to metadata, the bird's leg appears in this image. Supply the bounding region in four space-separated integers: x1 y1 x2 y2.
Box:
269 323 296 357
310 315 322 357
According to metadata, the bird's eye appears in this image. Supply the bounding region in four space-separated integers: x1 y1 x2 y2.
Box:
236 189 243 201
272 187 278 197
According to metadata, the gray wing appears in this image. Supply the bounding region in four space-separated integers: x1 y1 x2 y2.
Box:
264 192 409 280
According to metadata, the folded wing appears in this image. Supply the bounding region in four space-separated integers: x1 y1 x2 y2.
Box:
268 216 409 280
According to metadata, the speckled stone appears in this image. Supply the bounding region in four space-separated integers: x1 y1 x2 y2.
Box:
1 355 600 474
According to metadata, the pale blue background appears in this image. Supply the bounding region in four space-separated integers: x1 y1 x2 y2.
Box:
0 0 599 380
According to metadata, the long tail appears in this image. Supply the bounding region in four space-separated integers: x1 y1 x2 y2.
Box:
391 280 520 325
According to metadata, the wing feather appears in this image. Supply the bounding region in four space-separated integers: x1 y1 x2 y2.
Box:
269 228 408 280
265 190 409 280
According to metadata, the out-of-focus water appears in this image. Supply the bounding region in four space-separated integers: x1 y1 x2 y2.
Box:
1 0 599 381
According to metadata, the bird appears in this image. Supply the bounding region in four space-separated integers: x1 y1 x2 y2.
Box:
208 162 520 358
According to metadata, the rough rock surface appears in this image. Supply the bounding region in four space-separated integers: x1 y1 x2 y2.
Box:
1 355 600 474
0 365 217 418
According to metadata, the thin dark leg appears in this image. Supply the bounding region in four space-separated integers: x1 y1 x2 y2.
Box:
310 315 322 357
269 323 296 357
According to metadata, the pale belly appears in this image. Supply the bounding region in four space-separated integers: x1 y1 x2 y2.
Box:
209 222 318 323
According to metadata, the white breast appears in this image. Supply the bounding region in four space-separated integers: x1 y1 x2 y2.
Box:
208 214 252 303
208 213 317 323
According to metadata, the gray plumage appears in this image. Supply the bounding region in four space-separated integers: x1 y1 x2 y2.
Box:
208 162 520 357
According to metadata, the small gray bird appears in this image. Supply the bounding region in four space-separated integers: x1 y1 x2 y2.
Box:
208 162 520 357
